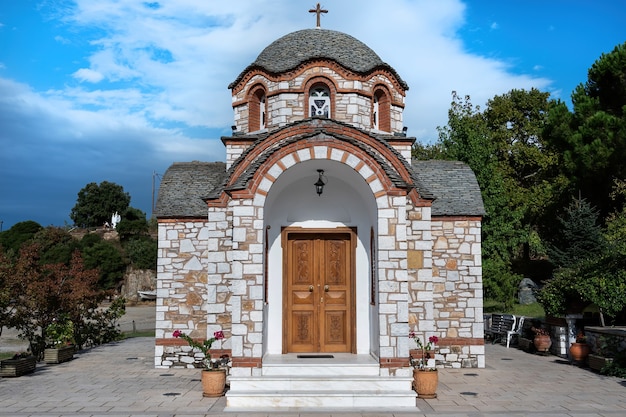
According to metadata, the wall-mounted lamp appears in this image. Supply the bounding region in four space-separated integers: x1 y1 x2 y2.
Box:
314 169 327 196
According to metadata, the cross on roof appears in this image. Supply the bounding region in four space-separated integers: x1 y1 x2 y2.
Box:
309 3 328 28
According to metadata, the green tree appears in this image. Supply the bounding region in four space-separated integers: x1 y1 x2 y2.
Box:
82 241 126 290
32 226 81 266
547 198 606 268
115 207 149 241
124 237 157 270
70 181 131 228
549 42 626 219
538 182 626 324
0 221 42 254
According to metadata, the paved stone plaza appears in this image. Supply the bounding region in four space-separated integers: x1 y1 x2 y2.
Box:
0 335 625 416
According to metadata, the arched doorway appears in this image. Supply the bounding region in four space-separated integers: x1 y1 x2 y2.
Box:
263 159 378 355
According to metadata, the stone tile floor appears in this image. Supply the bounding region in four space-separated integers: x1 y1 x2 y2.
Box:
0 336 625 417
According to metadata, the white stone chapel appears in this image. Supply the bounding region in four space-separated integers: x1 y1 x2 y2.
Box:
154 8 485 409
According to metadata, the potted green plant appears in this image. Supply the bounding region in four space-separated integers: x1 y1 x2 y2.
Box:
44 318 75 364
173 329 230 397
0 352 36 377
409 332 439 399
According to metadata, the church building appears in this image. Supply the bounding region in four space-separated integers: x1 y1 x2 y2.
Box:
154 7 485 409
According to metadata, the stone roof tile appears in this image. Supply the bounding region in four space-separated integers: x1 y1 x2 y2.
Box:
155 161 226 218
230 29 408 90
412 160 485 216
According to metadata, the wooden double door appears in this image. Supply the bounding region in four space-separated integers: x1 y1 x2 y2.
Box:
283 228 355 353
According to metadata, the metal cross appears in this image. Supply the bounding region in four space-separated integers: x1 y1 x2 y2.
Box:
309 3 328 28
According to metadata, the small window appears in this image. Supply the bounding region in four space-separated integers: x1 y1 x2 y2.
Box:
249 86 267 132
309 86 330 117
373 94 380 129
259 94 266 130
372 88 390 132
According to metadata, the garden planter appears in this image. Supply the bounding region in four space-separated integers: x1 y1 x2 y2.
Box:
413 369 438 399
588 354 613 372
534 334 552 353
0 356 36 377
201 369 226 397
44 345 75 364
569 342 590 363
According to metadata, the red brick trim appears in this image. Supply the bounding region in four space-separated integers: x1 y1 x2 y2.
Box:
436 338 485 346
431 215 483 221
380 357 410 368
231 357 263 368
230 60 407 98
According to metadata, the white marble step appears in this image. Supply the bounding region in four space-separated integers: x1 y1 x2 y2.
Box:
229 374 412 391
226 389 417 409
260 352 382 376
225 354 418 410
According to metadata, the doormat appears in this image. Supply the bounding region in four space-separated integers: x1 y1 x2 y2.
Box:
297 354 334 358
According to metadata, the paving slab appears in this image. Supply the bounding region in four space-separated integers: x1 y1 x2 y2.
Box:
0 336 625 417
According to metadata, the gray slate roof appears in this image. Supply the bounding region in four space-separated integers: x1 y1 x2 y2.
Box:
155 151 485 219
412 160 486 216
154 161 226 218
230 29 408 90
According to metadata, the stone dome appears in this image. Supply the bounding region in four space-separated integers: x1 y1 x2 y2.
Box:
230 28 408 90
254 29 383 73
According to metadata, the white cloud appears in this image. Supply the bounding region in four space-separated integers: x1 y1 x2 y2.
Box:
48 0 551 143
73 68 104 83
490 22 499 30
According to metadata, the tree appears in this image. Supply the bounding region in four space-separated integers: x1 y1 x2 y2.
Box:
538 183 626 324
82 241 126 290
5 241 125 356
70 181 131 228
115 207 149 241
548 42 626 219
547 198 606 268
32 226 81 266
124 237 157 270
0 221 42 254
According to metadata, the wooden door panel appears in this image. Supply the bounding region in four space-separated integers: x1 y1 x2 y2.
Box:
285 230 353 353
324 311 347 345
291 311 316 348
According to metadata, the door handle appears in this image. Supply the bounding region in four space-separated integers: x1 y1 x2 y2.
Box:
324 285 329 292
309 285 314 292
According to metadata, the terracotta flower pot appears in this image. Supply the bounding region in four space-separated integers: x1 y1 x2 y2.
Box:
201 369 226 397
413 369 438 399
569 342 590 362
533 334 552 353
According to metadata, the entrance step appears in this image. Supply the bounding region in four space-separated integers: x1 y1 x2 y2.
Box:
225 354 417 410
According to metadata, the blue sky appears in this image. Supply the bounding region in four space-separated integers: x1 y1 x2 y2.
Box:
1 0 624 230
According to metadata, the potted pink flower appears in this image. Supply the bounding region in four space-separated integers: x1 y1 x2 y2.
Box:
173 329 229 397
409 332 439 398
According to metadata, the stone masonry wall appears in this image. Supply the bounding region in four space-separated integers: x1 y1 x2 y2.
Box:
155 218 231 367
377 194 410 376
431 217 484 368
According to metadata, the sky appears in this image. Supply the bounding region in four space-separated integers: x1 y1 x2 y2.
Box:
1 0 625 231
